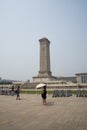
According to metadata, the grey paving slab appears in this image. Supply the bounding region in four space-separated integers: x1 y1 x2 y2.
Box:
0 94 87 130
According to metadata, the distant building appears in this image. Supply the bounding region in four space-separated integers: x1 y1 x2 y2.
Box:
76 73 87 84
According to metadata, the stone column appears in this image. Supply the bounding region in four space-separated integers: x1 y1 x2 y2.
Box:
38 38 52 77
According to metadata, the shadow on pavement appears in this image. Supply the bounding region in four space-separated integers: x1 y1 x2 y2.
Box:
46 102 54 106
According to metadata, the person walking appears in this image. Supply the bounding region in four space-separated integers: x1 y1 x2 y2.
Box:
41 85 47 105
16 85 20 100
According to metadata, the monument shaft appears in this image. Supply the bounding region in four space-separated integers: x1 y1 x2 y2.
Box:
38 38 51 77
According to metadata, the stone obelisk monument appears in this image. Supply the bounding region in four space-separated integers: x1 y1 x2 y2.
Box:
33 37 53 82
38 38 51 77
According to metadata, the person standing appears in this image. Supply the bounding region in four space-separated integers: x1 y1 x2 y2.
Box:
41 86 47 105
11 85 14 96
16 85 20 100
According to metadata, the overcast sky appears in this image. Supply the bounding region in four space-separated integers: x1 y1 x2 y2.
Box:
0 0 87 81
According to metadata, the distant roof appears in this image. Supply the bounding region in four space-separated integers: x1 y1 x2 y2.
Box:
76 73 87 75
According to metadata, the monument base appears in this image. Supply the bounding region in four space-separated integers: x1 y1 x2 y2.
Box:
33 75 56 83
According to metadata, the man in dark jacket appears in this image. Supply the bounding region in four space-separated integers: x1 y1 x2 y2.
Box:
16 86 20 100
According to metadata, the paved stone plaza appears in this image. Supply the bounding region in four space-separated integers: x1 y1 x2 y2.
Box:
0 94 87 130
